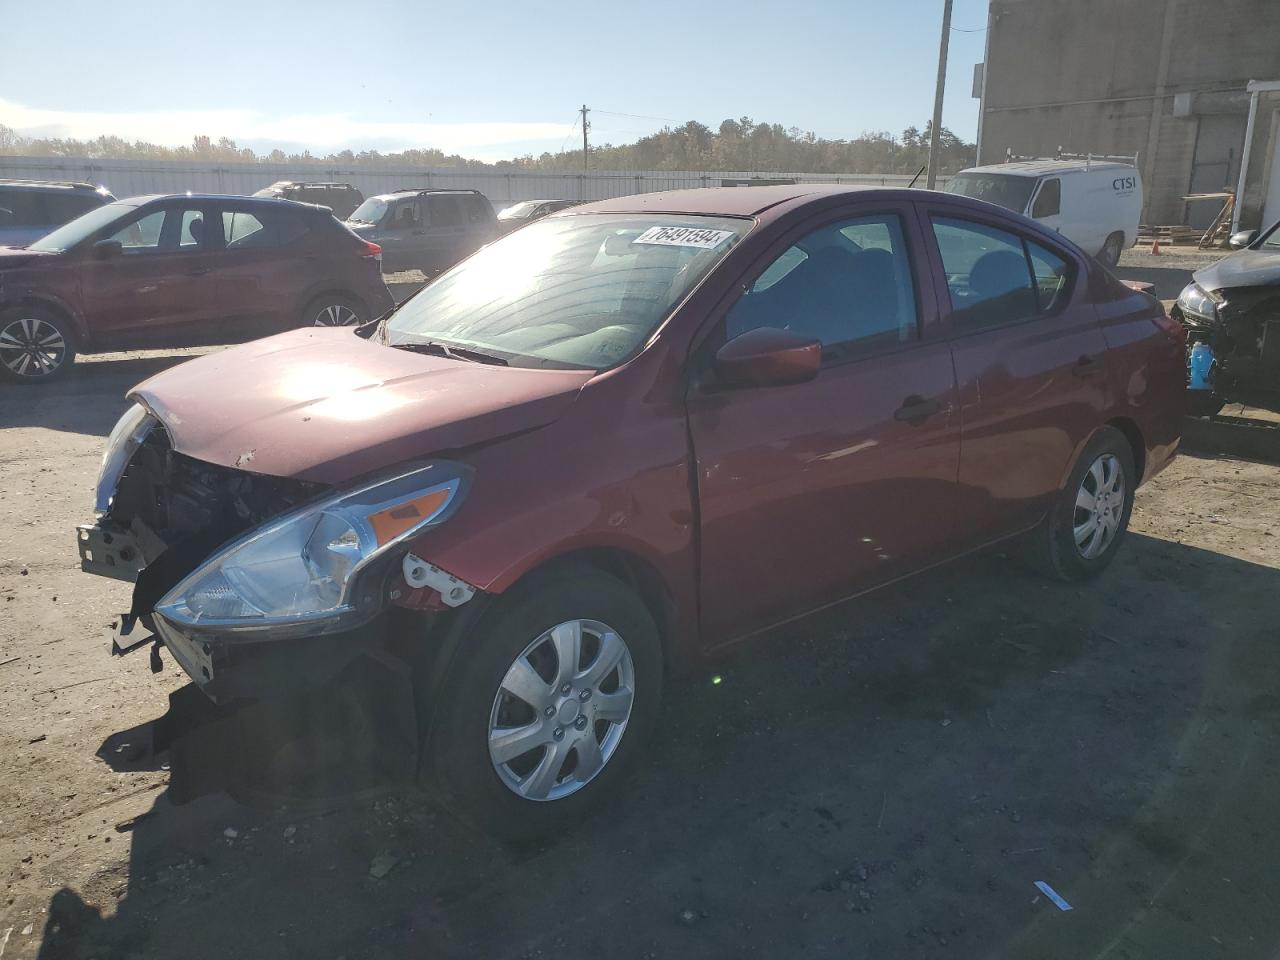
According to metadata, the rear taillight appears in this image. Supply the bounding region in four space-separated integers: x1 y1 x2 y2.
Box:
361 241 382 261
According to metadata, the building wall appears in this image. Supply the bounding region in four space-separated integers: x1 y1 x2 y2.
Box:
978 0 1280 226
0 156 936 207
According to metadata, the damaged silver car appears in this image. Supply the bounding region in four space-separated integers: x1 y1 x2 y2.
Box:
1174 221 1280 416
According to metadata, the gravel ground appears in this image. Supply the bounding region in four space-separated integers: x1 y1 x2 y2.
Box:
2 344 1280 959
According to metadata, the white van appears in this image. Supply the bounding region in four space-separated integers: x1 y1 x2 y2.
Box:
944 159 1143 266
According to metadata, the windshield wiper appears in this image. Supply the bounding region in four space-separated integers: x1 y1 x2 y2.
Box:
391 339 509 366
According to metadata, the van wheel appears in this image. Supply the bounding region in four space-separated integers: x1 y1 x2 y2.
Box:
1099 232 1124 267
424 567 662 842
0 305 77 384
1187 392 1225 418
303 295 363 327
1025 426 1135 581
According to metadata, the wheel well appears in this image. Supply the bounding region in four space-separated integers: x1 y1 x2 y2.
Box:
1107 416 1146 482
527 548 678 667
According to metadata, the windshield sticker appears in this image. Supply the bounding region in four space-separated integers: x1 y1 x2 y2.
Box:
633 226 735 249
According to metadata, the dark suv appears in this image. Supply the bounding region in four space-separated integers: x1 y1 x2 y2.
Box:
0 180 116 248
252 182 365 219
0 194 393 383
345 188 496 274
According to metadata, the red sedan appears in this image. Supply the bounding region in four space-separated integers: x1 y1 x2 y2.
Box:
79 185 1184 838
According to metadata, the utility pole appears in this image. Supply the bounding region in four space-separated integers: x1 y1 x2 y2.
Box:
925 0 953 189
580 104 590 170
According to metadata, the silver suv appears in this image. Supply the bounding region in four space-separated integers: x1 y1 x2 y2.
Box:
344 188 496 274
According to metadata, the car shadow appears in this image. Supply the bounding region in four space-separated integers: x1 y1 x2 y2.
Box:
0 350 213 436
31 532 1280 960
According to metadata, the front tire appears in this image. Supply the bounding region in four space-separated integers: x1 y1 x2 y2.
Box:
1027 426 1136 581
0 305 77 384
425 567 663 842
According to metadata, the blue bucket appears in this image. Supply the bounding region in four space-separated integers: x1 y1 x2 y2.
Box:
1187 341 1216 392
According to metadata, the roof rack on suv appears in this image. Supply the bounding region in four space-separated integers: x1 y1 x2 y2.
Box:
390 187 484 195
0 179 104 190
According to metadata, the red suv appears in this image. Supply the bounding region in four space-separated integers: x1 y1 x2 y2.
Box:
79 185 1184 838
0 194 393 383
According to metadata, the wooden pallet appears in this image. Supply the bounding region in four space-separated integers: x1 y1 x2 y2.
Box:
1136 224 1204 244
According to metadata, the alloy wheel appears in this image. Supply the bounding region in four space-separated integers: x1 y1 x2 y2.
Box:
488 618 635 802
1073 453 1125 559
313 303 359 326
0 316 67 378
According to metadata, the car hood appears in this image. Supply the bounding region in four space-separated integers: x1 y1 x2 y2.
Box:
1194 247 1280 292
0 246 54 268
130 328 594 485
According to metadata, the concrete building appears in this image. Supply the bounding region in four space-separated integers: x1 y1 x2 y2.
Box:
974 0 1280 232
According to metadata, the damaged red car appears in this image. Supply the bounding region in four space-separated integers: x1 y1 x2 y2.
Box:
78 185 1184 838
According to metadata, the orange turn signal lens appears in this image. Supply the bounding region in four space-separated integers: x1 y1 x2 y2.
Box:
368 488 451 546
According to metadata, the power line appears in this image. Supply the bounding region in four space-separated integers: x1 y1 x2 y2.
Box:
950 24 987 32
593 109 684 124
555 113 579 155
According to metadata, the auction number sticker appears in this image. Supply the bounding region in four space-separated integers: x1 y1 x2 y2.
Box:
633 226 735 249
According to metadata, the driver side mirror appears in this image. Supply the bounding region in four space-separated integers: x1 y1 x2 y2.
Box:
1228 229 1257 250
712 327 822 389
92 239 123 259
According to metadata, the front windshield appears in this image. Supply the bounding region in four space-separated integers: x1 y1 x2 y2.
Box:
944 173 1037 213
28 202 138 252
348 197 388 224
385 213 750 369
497 200 540 220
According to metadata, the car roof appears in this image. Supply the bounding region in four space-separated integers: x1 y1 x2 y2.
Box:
959 160 1136 178
575 184 912 218
124 193 330 210
0 179 108 193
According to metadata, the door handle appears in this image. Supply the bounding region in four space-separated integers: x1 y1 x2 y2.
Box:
1072 354 1102 377
894 395 942 424
184 268 210 277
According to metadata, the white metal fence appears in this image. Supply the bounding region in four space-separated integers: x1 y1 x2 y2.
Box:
0 155 945 206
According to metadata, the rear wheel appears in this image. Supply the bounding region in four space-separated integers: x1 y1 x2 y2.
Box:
303 295 363 327
1187 392 1226 418
0 305 76 384
1099 232 1124 267
1026 426 1136 581
425 567 662 842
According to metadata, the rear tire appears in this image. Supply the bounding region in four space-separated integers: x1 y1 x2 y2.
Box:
424 567 663 843
1025 426 1136 582
1099 232 1124 267
0 305 77 384
303 294 363 327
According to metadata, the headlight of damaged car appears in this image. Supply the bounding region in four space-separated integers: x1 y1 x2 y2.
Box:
1176 283 1220 320
155 462 471 633
96 403 158 514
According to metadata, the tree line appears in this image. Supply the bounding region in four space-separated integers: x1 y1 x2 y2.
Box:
0 118 975 175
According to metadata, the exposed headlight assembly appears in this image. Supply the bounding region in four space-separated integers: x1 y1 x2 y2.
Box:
155 461 471 636
1176 283 1220 321
96 403 159 514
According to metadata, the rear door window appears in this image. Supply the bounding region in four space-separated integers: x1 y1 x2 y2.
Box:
463 195 491 224
428 195 463 228
42 193 102 225
0 191 47 226
931 216 1073 329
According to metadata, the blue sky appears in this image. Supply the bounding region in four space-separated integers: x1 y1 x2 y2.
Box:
0 0 990 162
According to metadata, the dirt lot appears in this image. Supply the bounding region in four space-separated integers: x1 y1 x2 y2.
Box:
3 257 1280 958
